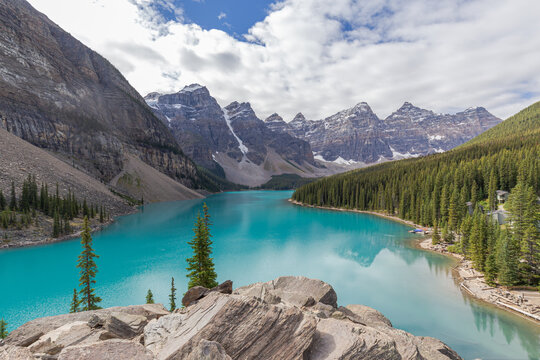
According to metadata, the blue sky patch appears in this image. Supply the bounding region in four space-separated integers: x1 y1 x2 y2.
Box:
170 0 275 38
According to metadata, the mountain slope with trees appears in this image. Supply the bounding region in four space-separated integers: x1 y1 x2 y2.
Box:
293 101 540 287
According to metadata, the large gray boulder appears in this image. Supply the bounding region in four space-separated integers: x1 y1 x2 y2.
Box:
234 276 338 308
145 292 317 360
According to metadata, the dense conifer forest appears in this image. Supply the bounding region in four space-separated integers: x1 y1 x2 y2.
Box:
0 175 109 238
293 101 540 287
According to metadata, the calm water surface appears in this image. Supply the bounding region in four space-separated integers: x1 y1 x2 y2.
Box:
0 191 539 359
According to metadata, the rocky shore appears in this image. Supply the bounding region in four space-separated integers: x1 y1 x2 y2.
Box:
0 276 461 359
418 239 540 323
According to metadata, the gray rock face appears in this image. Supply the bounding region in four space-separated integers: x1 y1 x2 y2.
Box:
185 339 232 360
5 278 461 360
145 87 317 184
6 304 168 348
57 339 154 360
234 276 338 308
278 102 501 164
0 0 202 191
0 345 34 360
145 292 317 360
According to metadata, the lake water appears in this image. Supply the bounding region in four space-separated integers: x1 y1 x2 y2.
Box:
0 191 539 359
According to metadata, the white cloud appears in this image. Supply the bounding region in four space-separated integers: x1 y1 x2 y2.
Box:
218 12 226 20
27 0 540 121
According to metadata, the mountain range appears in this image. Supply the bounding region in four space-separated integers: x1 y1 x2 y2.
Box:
145 86 325 187
265 102 501 164
0 0 503 199
147 86 501 185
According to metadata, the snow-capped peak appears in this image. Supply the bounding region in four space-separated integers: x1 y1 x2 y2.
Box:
180 84 205 93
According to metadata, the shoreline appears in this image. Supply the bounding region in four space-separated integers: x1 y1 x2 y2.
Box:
289 199 540 325
0 207 138 250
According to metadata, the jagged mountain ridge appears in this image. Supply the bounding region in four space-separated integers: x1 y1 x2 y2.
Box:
145 85 321 187
266 101 502 164
0 0 205 199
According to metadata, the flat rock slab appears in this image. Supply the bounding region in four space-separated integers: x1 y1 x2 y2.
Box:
57 339 154 360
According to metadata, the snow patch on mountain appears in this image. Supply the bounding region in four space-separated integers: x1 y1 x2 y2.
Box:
428 134 444 140
181 84 204 92
223 108 248 155
390 146 421 160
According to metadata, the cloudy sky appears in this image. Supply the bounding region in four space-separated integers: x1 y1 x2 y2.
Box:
28 0 540 121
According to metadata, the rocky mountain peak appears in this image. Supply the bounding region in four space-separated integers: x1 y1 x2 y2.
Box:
292 112 306 123
388 102 435 123
265 113 284 123
225 101 256 119
352 101 373 113
180 83 208 94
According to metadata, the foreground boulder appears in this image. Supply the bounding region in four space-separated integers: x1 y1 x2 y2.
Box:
182 280 233 307
1 277 461 360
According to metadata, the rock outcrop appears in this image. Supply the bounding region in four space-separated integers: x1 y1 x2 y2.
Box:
2 277 461 360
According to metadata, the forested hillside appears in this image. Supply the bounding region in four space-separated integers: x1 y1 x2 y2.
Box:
293 101 540 287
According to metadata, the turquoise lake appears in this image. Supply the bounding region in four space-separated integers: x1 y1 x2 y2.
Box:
1 191 539 359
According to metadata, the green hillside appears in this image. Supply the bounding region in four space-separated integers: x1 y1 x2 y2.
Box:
293 100 540 287
464 101 540 146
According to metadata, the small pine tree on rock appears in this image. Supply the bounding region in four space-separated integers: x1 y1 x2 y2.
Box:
77 217 102 311
186 204 218 289
70 288 79 313
146 289 155 304
169 277 176 311
0 318 8 339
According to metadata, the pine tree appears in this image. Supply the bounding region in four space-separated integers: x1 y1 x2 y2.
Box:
507 181 539 277
0 190 5 210
186 204 218 289
169 277 176 311
53 211 61 238
9 181 17 211
432 223 440 245
487 169 498 211
0 318 8 339
70 288 79 313
470 214 487 271
77 217 102 311
484 252 498 286
146 289 155 304
498 232 520 286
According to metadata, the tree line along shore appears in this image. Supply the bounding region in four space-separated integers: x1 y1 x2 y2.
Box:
292 101 540 315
